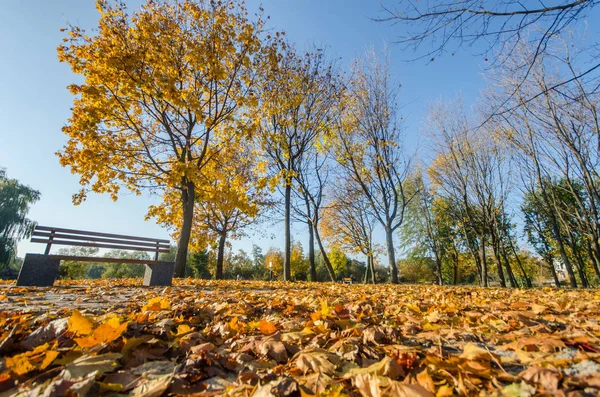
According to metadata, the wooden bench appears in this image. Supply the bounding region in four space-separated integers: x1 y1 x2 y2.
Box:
16 226 174 287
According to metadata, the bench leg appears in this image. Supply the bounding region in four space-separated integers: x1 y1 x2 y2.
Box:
143 262 174 286
16 254 61 287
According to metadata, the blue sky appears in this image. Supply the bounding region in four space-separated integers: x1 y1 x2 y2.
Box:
1 1 509 260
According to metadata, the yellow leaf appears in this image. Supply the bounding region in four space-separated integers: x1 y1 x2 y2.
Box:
142 297 171 312
176 324 192 335
40 351 59 370
436 385 455 397
74 321 129 348
320 299 331 317
68 309 94 336
6 354 35 376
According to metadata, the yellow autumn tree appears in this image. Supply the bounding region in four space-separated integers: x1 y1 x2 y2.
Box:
264 247 284 278
149 143 269 279
57 0 273 277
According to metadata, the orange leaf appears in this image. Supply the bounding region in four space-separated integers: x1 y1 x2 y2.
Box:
259 319 277 335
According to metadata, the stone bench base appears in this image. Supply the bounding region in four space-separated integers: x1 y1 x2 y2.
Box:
17 254 61 286
16 254 175 287
143 262 175 286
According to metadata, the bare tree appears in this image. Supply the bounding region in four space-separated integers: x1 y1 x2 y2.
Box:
379 0 600 120
490 39 600 287
258 46 343 281
333 50 415 284
321 179 379 284
291 146 336 281
428 98 517 286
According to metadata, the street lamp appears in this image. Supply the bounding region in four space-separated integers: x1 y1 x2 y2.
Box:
269 261 273 281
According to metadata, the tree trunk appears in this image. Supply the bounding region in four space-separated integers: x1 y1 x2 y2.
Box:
500 246 519 288
370 255 376 284
434 252 443 285
453 256 458 285
451 241 459 285
509 239 532 288
385 228 399 283
308 223 317 282
314 225 336 281
570 238 589 288
588 238 600 280
479 233 488 287
284 184 292 281
548 211 577 287
502 250 519 288
215 231 227 280
364 256 370 284
491 240 506 288
174 182 195 278
545 253 560 287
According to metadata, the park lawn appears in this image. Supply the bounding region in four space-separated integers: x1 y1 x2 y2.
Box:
0 280 599 396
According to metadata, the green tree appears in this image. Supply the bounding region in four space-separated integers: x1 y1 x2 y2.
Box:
0 169 40 268
57 247 101 279
328 247 349 277
102 250 149 278
187 249 212 279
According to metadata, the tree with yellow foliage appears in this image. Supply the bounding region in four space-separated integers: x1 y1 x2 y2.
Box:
263 242 308 280
58 0 272 277
148 143 269 279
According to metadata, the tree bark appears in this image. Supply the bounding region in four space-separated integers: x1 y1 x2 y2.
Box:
434 252 443 285
174 182 195 278
308 223 317 282
509 238 532 287
491 239 506 288
364 256 371 284
588 238 600 280
215 231 227 280
314 225 336 281
500 246 519 288
284 183 292 281
479 233 488 287
569 235 589 288
385 228 399 283
370 255 376 284
545 253 561 287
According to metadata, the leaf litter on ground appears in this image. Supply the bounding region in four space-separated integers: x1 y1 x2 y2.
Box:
0 279 599 396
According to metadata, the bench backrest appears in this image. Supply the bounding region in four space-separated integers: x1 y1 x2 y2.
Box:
31 226 171 260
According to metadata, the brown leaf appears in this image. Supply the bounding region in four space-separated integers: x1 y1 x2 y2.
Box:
296 348 340 375
519 366 562 393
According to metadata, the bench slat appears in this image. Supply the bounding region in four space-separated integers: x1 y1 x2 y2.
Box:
30 239 171 253
35 226 170 244
33 231 171 249
48 255 165 265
